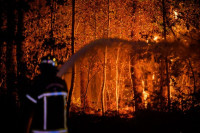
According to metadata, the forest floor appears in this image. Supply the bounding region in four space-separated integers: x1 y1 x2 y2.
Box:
68 109 200 133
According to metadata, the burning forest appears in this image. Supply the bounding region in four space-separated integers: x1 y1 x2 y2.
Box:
0 0 200 132
60 38 200 117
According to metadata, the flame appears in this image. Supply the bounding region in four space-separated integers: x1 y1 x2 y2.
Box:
174 11 178 19
143 90 148 101
61 39 195 116
143 90 148 108
152 74 155 80
153 36 158 41
142 80 148 108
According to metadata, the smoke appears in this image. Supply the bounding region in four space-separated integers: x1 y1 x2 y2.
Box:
57 38 147 77
57 38 198 77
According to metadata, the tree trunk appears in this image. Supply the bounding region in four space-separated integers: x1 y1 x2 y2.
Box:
187 59 196 106
115 46 120 112
16 0 26 105
130 55 139 111
162 0 166 40
67 0 75 123
101 46 107 116
6 0 16 91
129 56 135 111
165 57 171 111
83 60 92 112
162 0 171 111
160 58 164 111
94 1 97 39
80 66 87 111
5 0 18 132
0 0 4 91
107 0 110 38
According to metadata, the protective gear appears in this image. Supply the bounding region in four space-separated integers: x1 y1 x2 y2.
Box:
40 54 58 67
24 54 68 133
39 54 58 75
25 76 68 133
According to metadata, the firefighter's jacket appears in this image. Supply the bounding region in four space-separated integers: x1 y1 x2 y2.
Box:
25 73 68 133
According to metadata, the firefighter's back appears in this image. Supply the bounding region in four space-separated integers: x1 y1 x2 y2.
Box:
25 55 68 133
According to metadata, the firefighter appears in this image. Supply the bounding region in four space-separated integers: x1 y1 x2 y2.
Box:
24 54 68 133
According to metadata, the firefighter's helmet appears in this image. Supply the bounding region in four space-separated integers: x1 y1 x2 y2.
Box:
39 54 58 74
40 54 58 67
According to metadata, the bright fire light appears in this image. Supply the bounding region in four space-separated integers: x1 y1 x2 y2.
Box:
174 11 178 19
152 74 155 80
143 90 148 101
143 90 148 108
153 36 158 41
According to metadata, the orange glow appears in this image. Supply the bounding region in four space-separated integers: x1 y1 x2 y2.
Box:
152 74 155 80
153 36 158 41
142 80 145 87
143 90 148 101
65 40 196 117
119 106 134 118
174 11 178 19
143 90 148 108
0 0 197 123
142 80 148 108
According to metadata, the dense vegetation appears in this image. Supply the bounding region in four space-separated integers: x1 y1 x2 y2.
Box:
0 0 199 132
